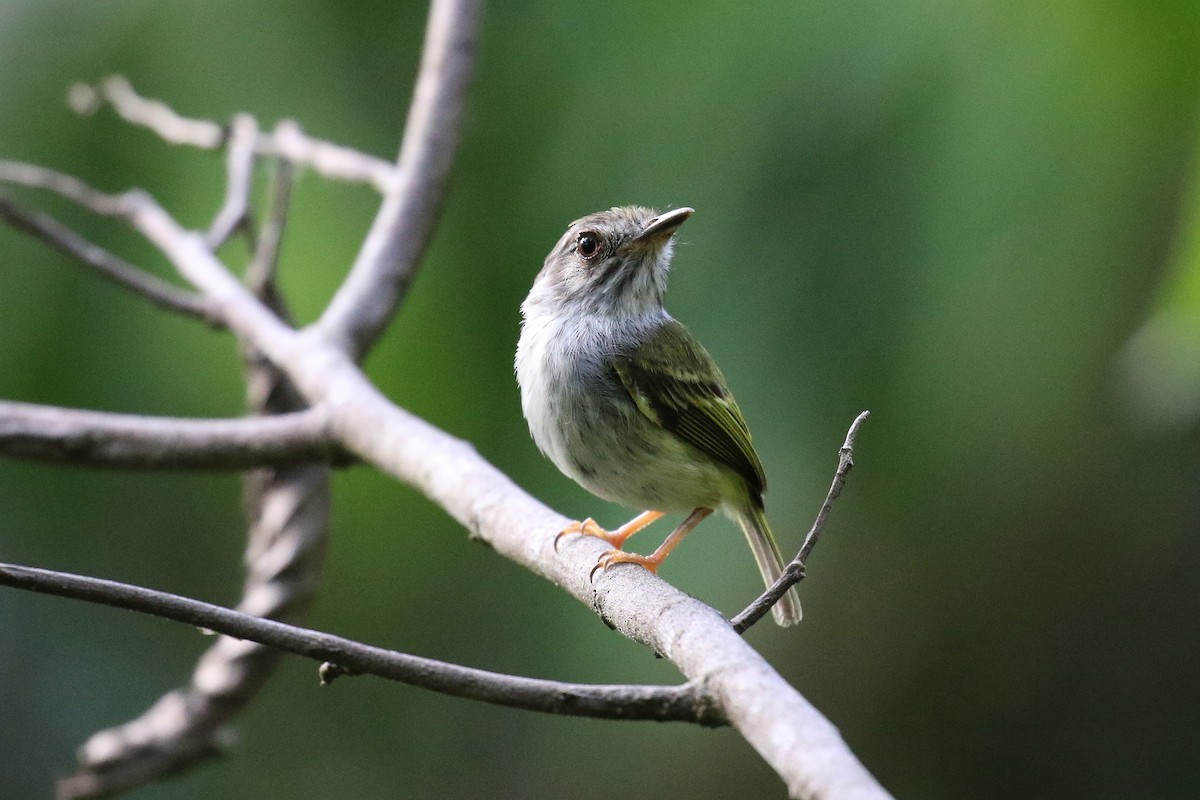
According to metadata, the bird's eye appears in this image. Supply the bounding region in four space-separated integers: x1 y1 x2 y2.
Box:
576 232 600 259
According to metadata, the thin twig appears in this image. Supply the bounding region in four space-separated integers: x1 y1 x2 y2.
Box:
0 159 138 216
0 161 277 337
271 119 395 193
0 196 219 324
245 156 295 300
730 411 870 634
315 0 482 357
0 562 723 725
206 113 259 251
69 77 395 192
0 401 345 469
69 76 225 149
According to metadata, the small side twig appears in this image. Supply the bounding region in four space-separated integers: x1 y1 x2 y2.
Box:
206 113 260 251
69 77 396 192
0 197 218 325
245 155 295 301
730 410 870 633
0 562 724 726
270 120 395 193
68 76 225 149
0 159 140 217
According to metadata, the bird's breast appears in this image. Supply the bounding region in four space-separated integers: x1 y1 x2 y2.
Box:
516 309 625 474
516 308 732 511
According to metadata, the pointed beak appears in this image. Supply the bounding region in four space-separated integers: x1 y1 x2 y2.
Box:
634 207 694 243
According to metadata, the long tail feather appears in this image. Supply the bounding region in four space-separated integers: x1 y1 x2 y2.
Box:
738 504 802 626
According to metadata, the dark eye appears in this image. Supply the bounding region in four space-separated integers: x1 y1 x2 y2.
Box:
576 232 600 259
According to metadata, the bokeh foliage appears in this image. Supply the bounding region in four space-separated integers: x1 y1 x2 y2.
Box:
2 1 1199 798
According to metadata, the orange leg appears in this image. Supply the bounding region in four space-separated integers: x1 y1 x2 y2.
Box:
555 510 665 552
590 507 714 581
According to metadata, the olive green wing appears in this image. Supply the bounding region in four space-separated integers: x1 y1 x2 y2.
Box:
612 319 766 495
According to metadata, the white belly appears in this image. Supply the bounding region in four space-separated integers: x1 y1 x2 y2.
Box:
516 309 733 512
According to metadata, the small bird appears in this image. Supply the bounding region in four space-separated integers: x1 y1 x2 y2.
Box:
516 206 801 626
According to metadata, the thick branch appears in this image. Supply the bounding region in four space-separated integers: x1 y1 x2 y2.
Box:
315 0 482 357
0 402 343 469
731 411 870 633
0 563 719 725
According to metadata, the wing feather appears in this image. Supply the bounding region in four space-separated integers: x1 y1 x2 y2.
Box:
612 319 766 495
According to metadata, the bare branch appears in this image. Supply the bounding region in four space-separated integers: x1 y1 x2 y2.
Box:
69 76 225 149
315 0 482 356
0 159 140 216
0 401 343 469
62 467 332 799
245 156 295 298
57 733 220 800
730 410 870 634
206 113 259 250
70 77 395 192
0 562 721 725
0 160 292 352
270 120 394 193
0 196 219 324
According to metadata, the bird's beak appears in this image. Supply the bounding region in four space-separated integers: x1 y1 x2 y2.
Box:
635 207 694 243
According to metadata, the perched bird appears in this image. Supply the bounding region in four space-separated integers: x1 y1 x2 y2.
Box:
516 206 800 626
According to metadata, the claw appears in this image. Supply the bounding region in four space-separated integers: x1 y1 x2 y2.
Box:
589 549 662 582
589 559 606 583
554 517 605 552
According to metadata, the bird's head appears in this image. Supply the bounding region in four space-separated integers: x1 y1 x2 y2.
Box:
529 206 694 319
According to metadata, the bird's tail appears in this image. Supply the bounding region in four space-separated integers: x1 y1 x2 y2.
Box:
738 503 802 626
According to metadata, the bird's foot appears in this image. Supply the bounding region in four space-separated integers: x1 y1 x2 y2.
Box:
589 550 662 582
554 510 666 553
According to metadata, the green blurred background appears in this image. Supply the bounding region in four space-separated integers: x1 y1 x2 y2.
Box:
2 1 1199 798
